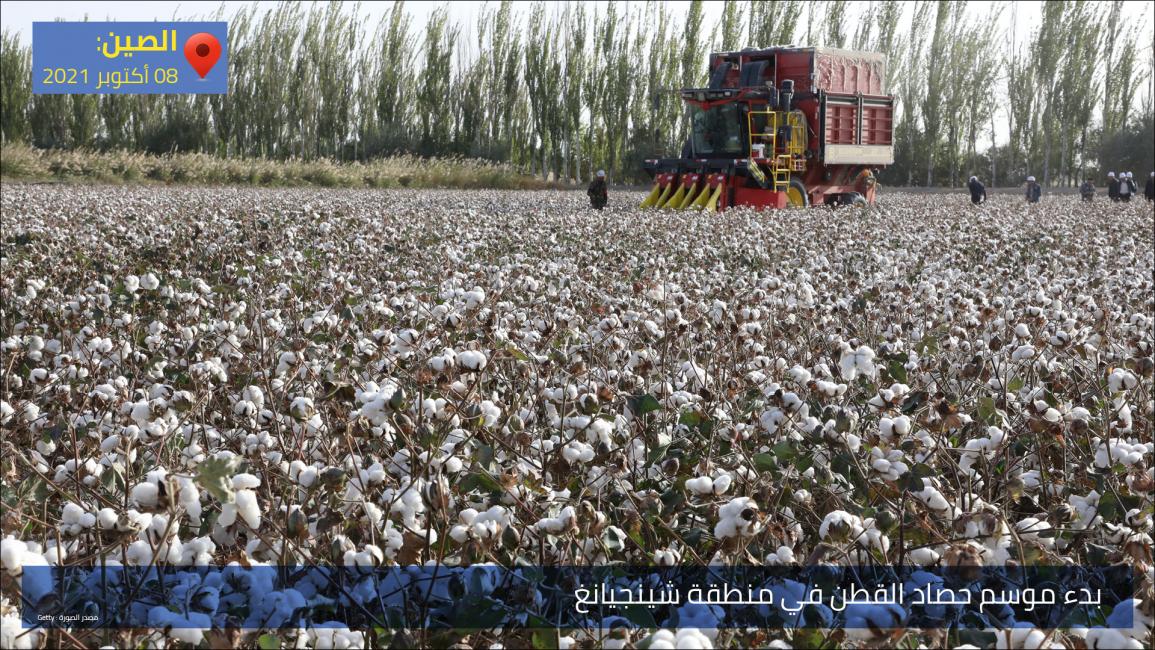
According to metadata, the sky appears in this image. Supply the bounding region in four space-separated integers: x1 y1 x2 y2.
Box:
2 0 1153 148
3 0 1115 48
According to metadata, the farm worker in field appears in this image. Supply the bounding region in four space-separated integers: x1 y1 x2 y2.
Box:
967 175 986 205
1125 172 1138 199
1145 172 1154 202
1107 171 1120 201
1118 171 1132 202
1024 176 1041 203
588 170 608 210
1079 179 1094 201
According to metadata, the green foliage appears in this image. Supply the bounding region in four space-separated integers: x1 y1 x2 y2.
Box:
0 29 31 143
2 2 1150 187
196 456 241 504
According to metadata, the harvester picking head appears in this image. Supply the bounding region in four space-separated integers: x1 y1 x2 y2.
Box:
640 167 728 212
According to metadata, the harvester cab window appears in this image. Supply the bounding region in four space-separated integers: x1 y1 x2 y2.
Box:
690 104 744 157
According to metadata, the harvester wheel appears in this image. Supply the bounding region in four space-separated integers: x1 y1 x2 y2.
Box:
786 178 809 208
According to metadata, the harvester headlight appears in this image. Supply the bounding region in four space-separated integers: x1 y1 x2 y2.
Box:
696 91 706 101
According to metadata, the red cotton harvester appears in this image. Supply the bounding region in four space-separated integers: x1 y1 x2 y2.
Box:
640 46 894 211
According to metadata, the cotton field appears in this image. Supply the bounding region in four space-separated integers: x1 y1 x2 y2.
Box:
1 185 1153 649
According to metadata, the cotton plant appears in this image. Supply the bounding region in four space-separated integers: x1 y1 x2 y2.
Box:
1 186 1153 647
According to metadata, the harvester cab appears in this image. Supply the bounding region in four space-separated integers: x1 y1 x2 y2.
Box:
641 46 894 212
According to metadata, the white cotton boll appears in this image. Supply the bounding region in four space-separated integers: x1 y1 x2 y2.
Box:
125 540 153 565
561 441 594 464
1014 323 1030 338
587 417 614 446
788 365 812 384
987 426 1006 447
712 473 733 495
1 537 28 572
814 379 846 396
873 450 909 481
61 502 96 534
1 610 45 649
1069 407 1091 421
536 506 577 534
915 485 952 516
1094 439 1149 469
907 546 940 566
878 418 895 441
459 350 488 370
1108 369 1138 393
1084 629 1144 649
893 415 911 436
644 628 713 649
645 630 678 649
654 548 681 566
140 273 160 290
97 508 119 529
232 473 261 490
177 478 202 525
21 402 40 424
147 607 210 646
839 343 858 380
131 481 159 508
429 349 456 372
674 604 722 642
764 545 796 565
218 503 238 527
685 476 714 495
233 399 256 417
289 396 314 420
714 497 760 539
995 627 1049 650
1015 518 1055 550
1012 345 1036 360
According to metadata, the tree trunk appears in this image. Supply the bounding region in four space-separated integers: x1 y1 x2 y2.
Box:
1059 131 1068 187
575 137 582 184
1042 111 1051 187
1078 125 1088 181
989 114 997 187
562 140 570 183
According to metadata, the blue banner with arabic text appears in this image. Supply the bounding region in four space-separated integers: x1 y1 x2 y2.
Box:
32 22 228 94
21 564 1136 630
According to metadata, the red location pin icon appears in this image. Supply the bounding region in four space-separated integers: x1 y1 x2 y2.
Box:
184 33 221 79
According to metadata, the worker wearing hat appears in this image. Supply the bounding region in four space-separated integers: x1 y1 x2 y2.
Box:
1107 171 1120 202
1024 176 1041 204
587 169 608 210
967 175 986 205
1118 171 1133 202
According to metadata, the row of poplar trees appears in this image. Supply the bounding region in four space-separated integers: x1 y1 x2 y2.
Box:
1 0 1151 186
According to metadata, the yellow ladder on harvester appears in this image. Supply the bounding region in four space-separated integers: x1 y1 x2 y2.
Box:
746 109 804 192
